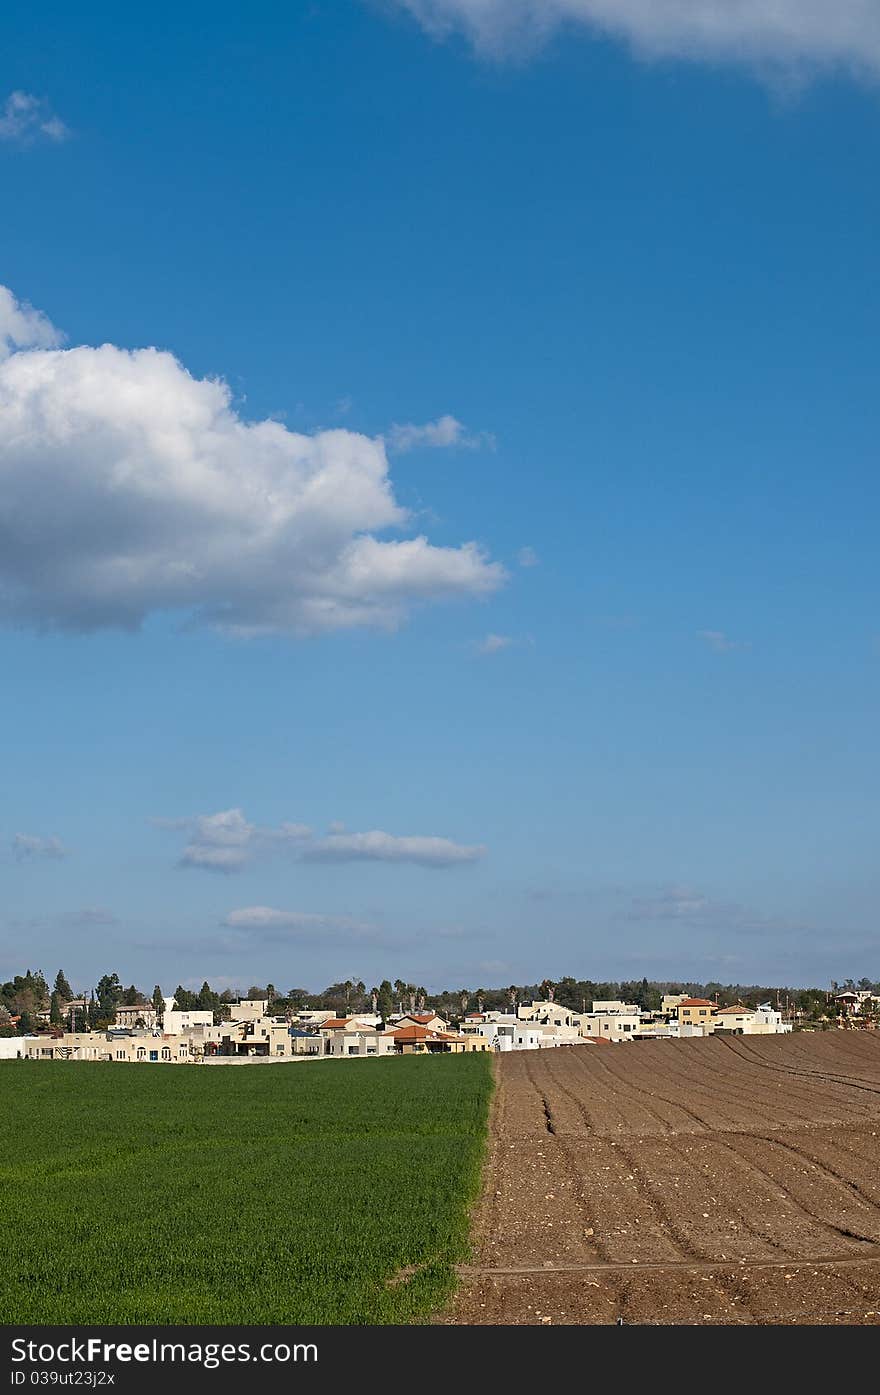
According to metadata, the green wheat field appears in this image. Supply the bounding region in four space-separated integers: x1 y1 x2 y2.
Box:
1 1054 493 1324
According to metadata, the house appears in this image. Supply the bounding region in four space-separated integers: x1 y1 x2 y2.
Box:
295 1010 337 1027
24 1031 194 1064
322 1027 394 1058
661 994 687 1016
114 1003 158 1029
712 1005 755 1033
748 1004 792 1035
677 998 716 1031
580 1001 641 1042
288 1028 321 1056
517 1001 582 1032
229 998 268 1022
163 1009 214 1034
394 1011 449 1033
203 1016 293 1057
385 1024 475 1054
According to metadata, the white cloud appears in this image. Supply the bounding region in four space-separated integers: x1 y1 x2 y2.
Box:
386 414 495 453
12 833 67 860
0 286 505 635
158 808 485 871
157 809 311 873
0 91 70 145
475 632 514 655
697 628 750 653
223 906 372 933
0 286 64 362
392 1 880 79
517 546 539 568
304 829 486 866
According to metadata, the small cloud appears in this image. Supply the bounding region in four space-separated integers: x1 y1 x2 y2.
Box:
0 91 70 146
12 833 68 861
386 414 495 453
475 632 514 656
223 906 373 934
0 285 64 362
697 629 750 654
474 632 534 656
305 829 486 867
517 546 539 568
333 396 353 417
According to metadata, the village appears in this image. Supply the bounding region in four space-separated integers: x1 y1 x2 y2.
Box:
0 985 808 1065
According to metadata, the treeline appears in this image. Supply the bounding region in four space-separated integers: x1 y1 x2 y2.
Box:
3 968 877 1037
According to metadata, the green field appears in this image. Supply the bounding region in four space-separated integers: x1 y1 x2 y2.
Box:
1 1054 493 1324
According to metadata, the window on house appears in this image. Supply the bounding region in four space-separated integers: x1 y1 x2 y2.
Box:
149 1050 158 1061
162 1048 170 1059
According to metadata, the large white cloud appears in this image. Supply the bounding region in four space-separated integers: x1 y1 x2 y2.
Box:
393 1 880 76
0 287 504 635
158 807 486 871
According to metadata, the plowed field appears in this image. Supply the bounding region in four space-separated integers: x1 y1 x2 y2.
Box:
447 1033 880 1325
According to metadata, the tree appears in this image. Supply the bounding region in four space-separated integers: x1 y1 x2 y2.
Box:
172 984 197 1011
122 984 141 1006
152 985 165 1020
54 970 73 1002
377 980 394 1024
93 973 123 1024
197 980 218 1011
49 991 62 1027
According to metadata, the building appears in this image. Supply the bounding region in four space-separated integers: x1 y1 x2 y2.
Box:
677 998 716 1030
748 1003 792 1034
24 1031 193 1063
163 1009 214 1034
394 1011 449 1033
114 1003 158 1029
712 1005 754 1033
385 1024 475 1054
580 1002 641 1042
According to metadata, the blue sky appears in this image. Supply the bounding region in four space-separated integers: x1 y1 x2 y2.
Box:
1 0 878 995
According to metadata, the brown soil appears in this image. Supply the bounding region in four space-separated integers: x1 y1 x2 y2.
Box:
444 1033 880 1325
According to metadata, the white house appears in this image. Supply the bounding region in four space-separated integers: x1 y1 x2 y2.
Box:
163 1009 214 1034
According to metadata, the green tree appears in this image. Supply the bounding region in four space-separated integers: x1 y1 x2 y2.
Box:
49 991 62 1027
151 985 165 1020
95 973 123 1012
54 969 73 1002
377 980 394 1023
